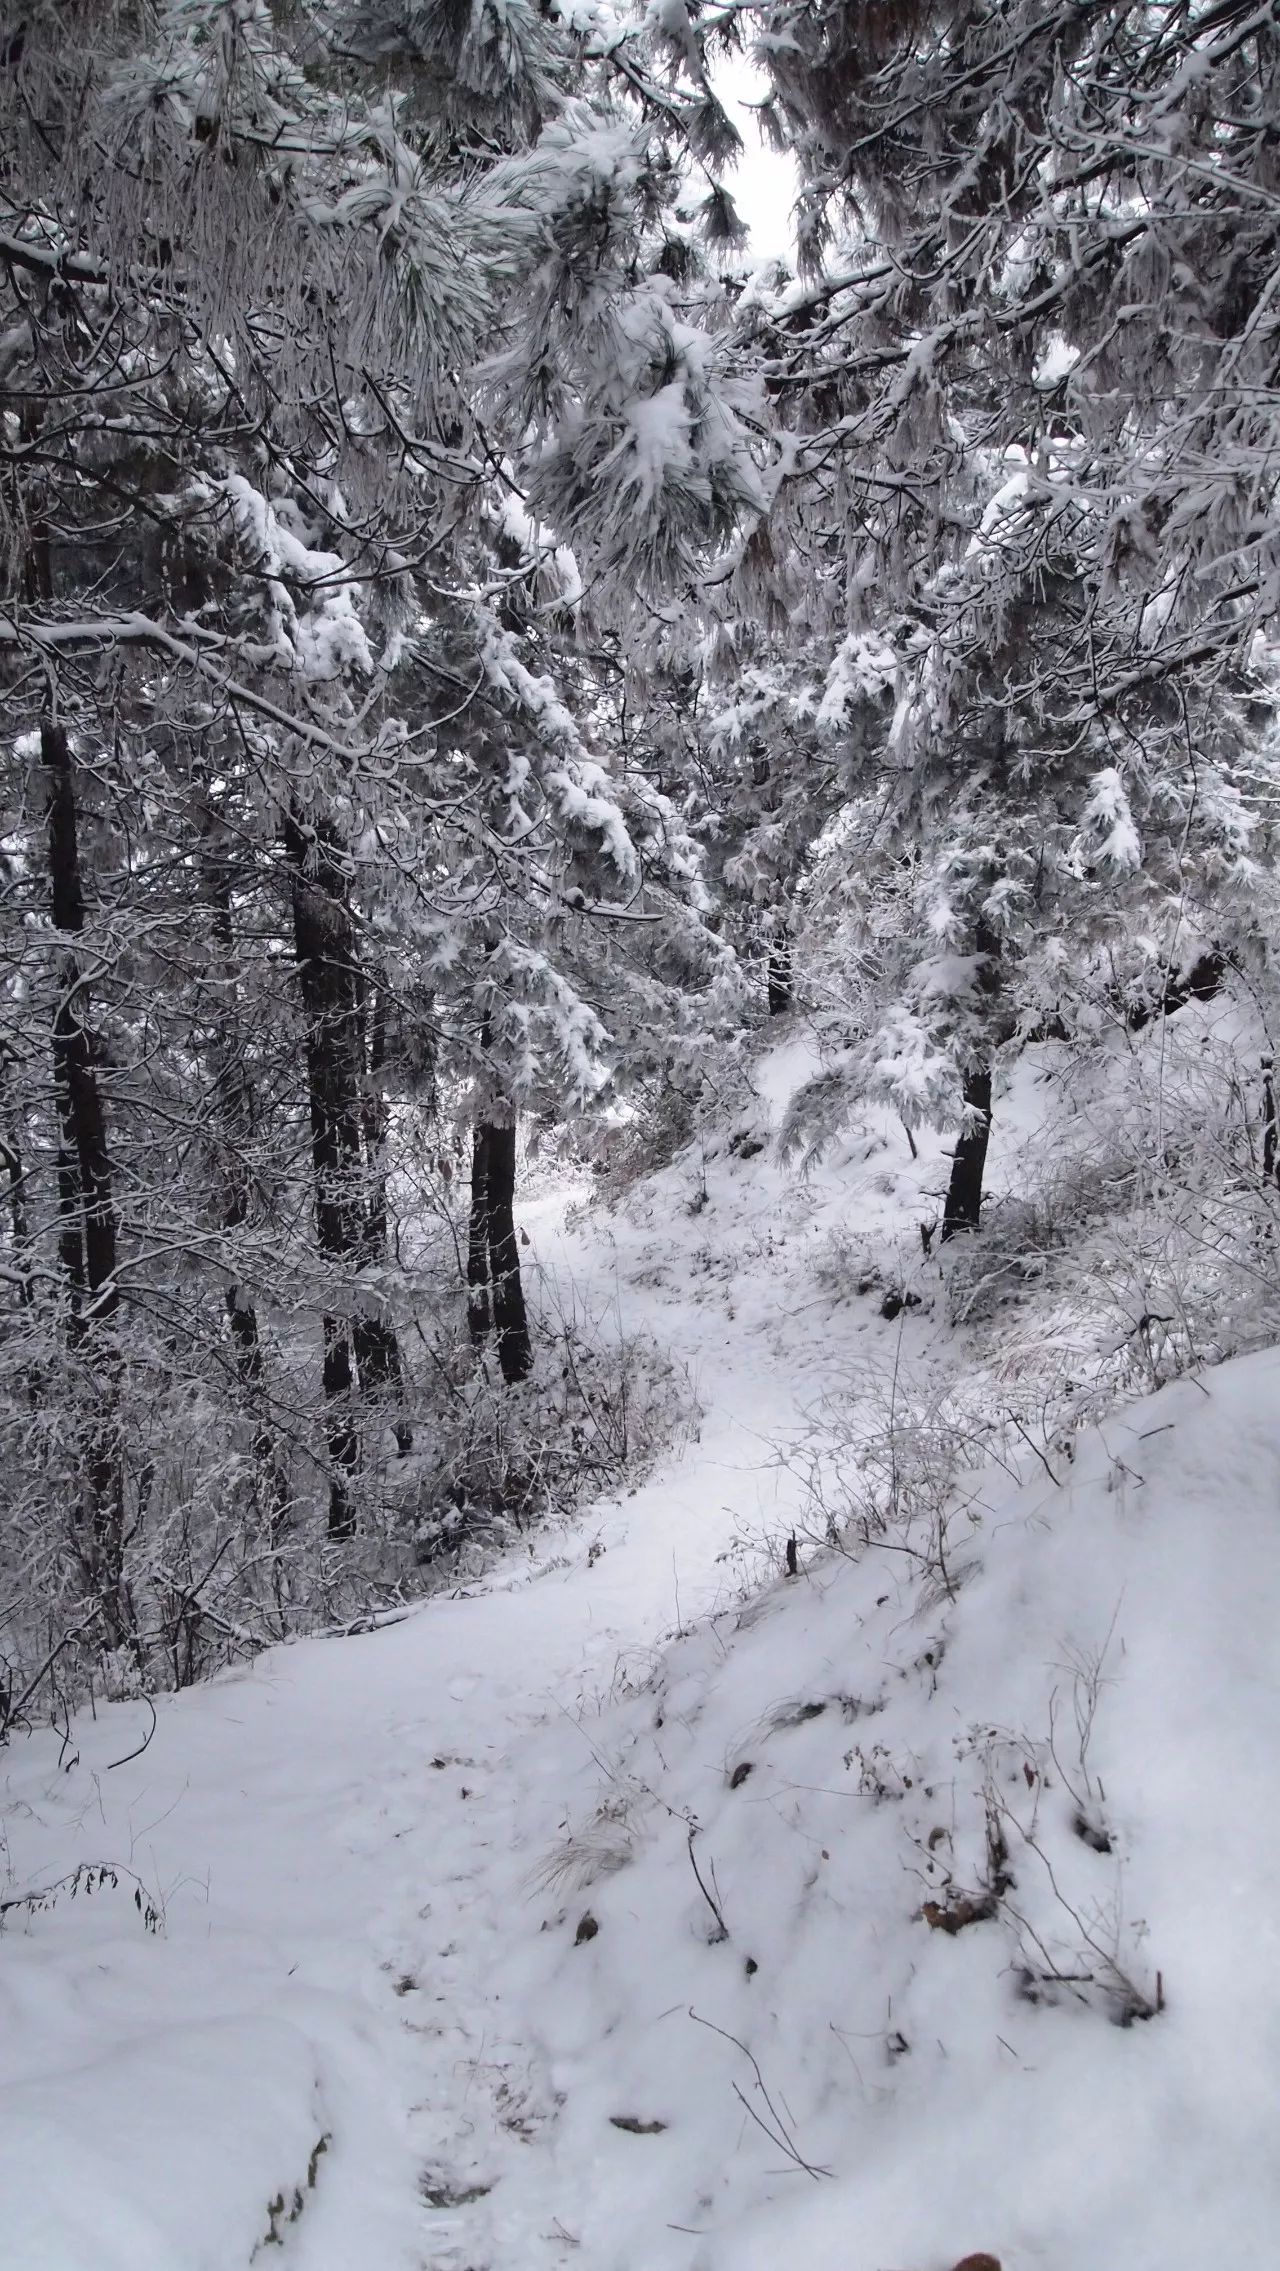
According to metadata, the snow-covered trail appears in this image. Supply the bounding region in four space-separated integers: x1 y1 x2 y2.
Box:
1 1058 950 2271
10 1026 1280 2271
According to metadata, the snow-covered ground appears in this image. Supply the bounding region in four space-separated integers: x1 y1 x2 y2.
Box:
3 1027 1279 2270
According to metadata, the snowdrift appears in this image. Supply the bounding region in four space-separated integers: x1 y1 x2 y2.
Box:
505 1348 1280 2271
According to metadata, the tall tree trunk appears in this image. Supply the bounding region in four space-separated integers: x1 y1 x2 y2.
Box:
353 964 411 1454
467 1120 492 1343
484 1115 532 1385
467 1111 532 1383
287 809 365 1537
0 1050 33 1313
44 722 132 1651
941 920 1002 1243
204 833 291 1546
941 1062 994 1240
286 809 408 1532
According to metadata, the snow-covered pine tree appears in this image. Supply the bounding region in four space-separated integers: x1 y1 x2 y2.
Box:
625 0 1280 1226
0 0 763 1690
316 2 763 1378
739 0 1280 700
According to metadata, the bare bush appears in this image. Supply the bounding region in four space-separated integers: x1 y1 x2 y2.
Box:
948 1021 1280 1452
0 1260 692 1734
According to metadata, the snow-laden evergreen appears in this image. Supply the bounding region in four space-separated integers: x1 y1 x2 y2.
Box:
5 7 1280 2268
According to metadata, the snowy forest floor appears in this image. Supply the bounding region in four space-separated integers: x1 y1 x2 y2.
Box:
3 1021 1279 2271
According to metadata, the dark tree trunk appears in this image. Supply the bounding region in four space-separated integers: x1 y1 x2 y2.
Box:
204 835 291 1545
353 965 411 1454
941 1063 994 1240
286 810 366 1537
467 1112 532 1383
358 973 390 1253
484 1117 533 1385
467 1120 492 1343
0 1056 33 1313
767 932 793 1016
44 722 132 1650
1264 1058 1278 1188
941 919 1001 1243
287 810 412 1528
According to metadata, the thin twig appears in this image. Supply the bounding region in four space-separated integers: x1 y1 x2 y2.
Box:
686 1828 729 1941
106 1694 156 1771
689 2008 831 2179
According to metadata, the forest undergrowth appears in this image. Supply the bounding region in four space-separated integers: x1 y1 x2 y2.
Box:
0 1181 688 1737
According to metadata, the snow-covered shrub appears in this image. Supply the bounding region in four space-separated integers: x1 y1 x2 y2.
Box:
949 1010 1280 1440
579 1037 764 1200
566 1077 702 1195
809 1224 895 1307
405 1303 692 1576
942 1154 1138 1331
529 1791 649 1895
0 1268 692 1730
781 1352 994 1601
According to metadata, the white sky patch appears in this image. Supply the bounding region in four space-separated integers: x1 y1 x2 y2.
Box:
715 51 798 265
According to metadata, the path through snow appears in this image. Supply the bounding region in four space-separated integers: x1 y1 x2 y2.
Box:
1 1043 951 2271
7 1031 1280 2271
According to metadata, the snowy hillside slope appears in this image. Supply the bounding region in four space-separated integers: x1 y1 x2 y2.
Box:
2 1016 1279 2271
503 1348 1280 2271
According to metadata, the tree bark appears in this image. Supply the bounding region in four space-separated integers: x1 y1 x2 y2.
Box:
467 1120 492 1343
204 832 291 1545
484 1117 533 1385
466 990 530 1381
941 1062 994 1240
286 809 367 1536
353 963 411 1454
467 1112 532 1383
941 919 1001 1242
0 1050 33 1313
44 722 132 1650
